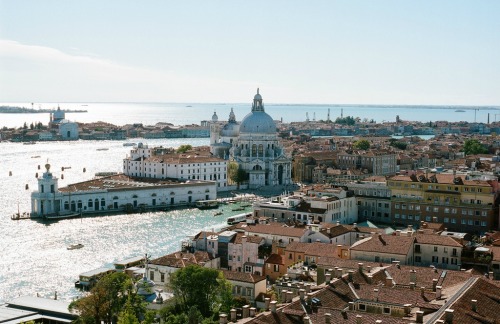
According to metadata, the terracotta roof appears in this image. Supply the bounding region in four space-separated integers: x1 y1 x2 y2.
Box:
437 277 500 324
265 253 284 265
150 251 213 268
414 233 463 247
285 242 339 258
221 269 266 283
350 234 414 256
235 222 310 238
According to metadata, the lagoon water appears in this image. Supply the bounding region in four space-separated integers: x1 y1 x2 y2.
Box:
1 102 498 128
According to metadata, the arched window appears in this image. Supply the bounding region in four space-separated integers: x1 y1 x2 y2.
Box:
258 144 263 156
188 191 192 194
170 192 175 196
252 144 257 156
101 198 106 207
77 200 82 209
113 196 119 200
64 201 70 210
88 199 93 207
132 194 138 198
151 193 157 197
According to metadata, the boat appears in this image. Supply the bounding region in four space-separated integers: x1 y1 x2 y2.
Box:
455 109 465 112
231 207 245 211
96 148 109 151
227 212 252 225
11 212 30 220
213 211 223 216
195 200 219 209
31 155 40 158
67 243 84 250
44 211 82 221
23 141 36 145
123 143 136 147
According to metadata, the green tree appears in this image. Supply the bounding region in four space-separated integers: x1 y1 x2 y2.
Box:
169 265 233 317
334 116 356 126
176 144 192 153
353 139 370 150
463 139 488 155
69 272 146 324
389 139 407 150
228 162 247 188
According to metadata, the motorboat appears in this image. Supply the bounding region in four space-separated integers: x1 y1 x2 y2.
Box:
67 243 84 250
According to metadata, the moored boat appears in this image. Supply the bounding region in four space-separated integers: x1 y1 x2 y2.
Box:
195 200 219 209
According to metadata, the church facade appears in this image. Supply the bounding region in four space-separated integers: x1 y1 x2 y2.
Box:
210 89 292 189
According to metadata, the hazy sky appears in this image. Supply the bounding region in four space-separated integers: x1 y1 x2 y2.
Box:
0 1 499 105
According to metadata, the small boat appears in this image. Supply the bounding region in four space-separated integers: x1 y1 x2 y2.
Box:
231 207 245 211
195 200 219 209
11 212 30 220
44 211 82 221
67 243 84 250
96 148 109 151
23 141 36 145
455 109 465 112
123 143 136 147
31 155 40 158
213 211 223 216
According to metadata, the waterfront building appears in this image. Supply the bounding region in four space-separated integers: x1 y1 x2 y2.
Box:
387 171 499 233
30 163 216 217
210 89 292 188
123 143 228 190
58 120 79 140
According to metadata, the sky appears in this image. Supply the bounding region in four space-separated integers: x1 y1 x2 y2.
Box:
0 1 499 105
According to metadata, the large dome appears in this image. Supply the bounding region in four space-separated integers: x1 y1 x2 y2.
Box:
239 111 276 134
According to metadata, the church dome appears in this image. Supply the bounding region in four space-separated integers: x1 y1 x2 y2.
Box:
240 111 276 134
239 88 276 134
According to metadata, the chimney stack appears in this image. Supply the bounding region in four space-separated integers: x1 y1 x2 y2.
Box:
385 276 393 287
410 269 417 283
286 290 294 303
410 282 415 290
230 309 236 322
325 271 331 284
471 299 477 312
420 287 425 297
367 265 372 273
299 289 305 300
356 315 362 324
270 300 277 313
358 263 364 273
348 270 354 282
324 313 331 324
250 307 256 317
436 286 442 299
264 297 270 311
242 305 250 318
445 309 454 323
219 314 228 324
416 311 424 323
433 278 438 291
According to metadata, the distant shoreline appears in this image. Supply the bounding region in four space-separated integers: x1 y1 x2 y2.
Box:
0 106 87 114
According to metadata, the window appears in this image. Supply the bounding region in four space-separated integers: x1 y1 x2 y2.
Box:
150 271 154 281
359 304 366 311
434 246 438 252
161 273 165 282
415 256 422 262
432 256 438 263
273 264 279 272
383 307 390 314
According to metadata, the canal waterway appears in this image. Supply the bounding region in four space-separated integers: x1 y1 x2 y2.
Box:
0 138 254 303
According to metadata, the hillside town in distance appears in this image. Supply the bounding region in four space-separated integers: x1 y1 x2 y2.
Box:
4 91 500 324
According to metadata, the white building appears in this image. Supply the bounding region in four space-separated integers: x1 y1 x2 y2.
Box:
58 120 79 140
210 89 292 189
123 143 229 190
31 163 217 217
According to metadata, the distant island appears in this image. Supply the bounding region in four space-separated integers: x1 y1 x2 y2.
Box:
0 106 87 113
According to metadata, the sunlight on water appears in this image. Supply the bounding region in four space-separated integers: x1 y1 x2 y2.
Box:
0 138 257 303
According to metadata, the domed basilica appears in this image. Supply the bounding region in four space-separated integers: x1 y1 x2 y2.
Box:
210 89 292 189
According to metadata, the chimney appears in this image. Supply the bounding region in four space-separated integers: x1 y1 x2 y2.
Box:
410 270 417 283
270 300 277 313
325 271 331 284
303 316 310 322
348 270 354 282
219 314 228 324
299 289 305 300
396 230 401 236
422 222 428 229
356 315 362 324
281 289 288 302
445 309 454 323
367 265 371 273
471 299 477 312
250 307 256 317
378 234 386 245
348 302 355 311
242 305 250 318
432 216 438 223
416 310 424 323
324 312 332 324
436 286 442 299
358 263 364 273
306 292 314 303
287 290 294 303
373 288 379 301
410 282 415 290
420 287 425 297
385 276 393 287
230 309 237 322
433 279 438 291
337 268 343 278
305 284 311 293
264 297 270 311
489 271 494 279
